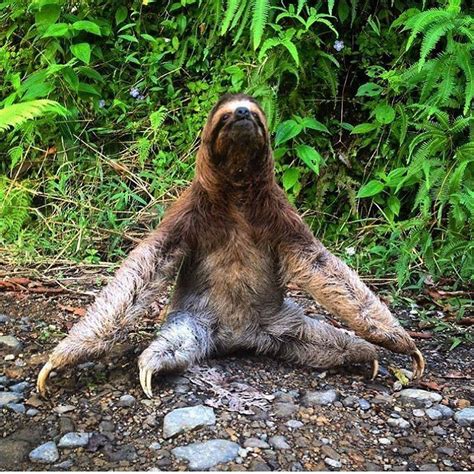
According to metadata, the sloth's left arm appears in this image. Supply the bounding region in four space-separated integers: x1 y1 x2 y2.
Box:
282 240 425 378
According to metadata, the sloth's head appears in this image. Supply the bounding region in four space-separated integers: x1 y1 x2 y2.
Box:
198 94 271 187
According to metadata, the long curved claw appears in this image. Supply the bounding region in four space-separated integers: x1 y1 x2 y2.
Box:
371 359 379 380
37 361 54 397
412 348 425 380
139 366 154 399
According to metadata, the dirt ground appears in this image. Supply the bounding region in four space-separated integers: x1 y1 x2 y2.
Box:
0 267 472 471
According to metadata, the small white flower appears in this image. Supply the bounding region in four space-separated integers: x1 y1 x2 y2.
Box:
345 246 356 256
333 40 344 52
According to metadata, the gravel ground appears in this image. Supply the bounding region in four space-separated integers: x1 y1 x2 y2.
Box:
0 271 473 471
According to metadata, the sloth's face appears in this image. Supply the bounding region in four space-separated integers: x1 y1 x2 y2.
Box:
206 97 268 179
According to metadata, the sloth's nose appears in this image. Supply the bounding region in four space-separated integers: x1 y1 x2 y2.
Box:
235 107 250 119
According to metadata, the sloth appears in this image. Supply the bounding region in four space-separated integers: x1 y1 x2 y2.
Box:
37 94 425 398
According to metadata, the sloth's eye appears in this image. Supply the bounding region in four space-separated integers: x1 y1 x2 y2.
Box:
252 112 258 118
221 114 230 122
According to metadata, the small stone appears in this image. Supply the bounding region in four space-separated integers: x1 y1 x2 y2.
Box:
358 399 371 410
433 426 446 436
163 405 216 439
29 441 59 464
413 409 425 417
273 402 298 417
324 458 342 469
387 417 410 429
398 389 442 407
59 417 75 435
243 438 270 449
443 459 453 467
171 439 240 470
7 403 25 414
0 375 8 385
55 459 74 469
4 354 15 361
301 389 338 406
269 435 290 450
106 444 137 462
0 335 22 353
454 407 474 426
432 404 454 418
419 464 438 471
321 446 340 461
117 394 136 407
250 460 272 471
99 421 115 432
9 381 29 393
437 446 454 456
0 391 22 407
0 314 10 324
378 437 391 445
53 404 76 414
26 408 39 417
149 442 162 451
342 396 358 407
425 408 443 420
58 432 91 448
286 420 304 429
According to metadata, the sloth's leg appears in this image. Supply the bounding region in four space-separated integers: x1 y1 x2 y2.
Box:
256 299 378 375
282 243 424 378
37 232 184 397
138 310 213 398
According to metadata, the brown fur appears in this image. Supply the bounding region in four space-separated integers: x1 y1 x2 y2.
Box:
37 93 424 397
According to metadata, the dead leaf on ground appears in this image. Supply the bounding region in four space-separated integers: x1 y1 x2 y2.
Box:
59 304 86 317
407 331 433 339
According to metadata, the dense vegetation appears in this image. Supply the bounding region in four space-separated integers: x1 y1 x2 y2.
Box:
0 0 472 291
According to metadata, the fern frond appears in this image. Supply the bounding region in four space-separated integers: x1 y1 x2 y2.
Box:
251 0 270 50
403 9 451 50
418 20 454 70
457 47 474 115
221 0 243 35
0 100 68 133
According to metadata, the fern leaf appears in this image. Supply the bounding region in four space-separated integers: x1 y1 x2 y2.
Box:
0 100 68 133
221 0 243 35
403 9 451 51
418 20 454 70
251 0 270 50
233 0 252 45
457 47 474 115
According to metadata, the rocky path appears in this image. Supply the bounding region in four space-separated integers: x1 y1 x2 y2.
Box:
0 275 472 471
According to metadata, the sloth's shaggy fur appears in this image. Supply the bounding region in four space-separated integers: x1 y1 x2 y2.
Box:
37 94 424 397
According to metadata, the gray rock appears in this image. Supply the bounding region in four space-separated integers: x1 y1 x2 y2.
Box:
413 408 425 417
433 426 446 435
0 375 8 385
342 396 358 407
9 381 29 393
437 446 454 456
59 417 75 435
273 402 298 417
7 403 25 414
454 407 474 426
302 389 338 406
163 405 216 439
325 457 342 469
0 440 31 467
106 444 137 462
58 432 91 448
269 435 290 449
398 389 442 407
0 391 22 407
244 438 270 449
387 417 410 429
425 408 443 420
0 335 22 353
286 419 304 429
358 399 371 410
29 441 59 464
26 408 39 417
433 404 454 418
149 442 162 451
172 439 240 470
99 421 115 432
321 446 340 461
117 394 136 407
0 314 9 324
419 464 438 471
55 459 74 469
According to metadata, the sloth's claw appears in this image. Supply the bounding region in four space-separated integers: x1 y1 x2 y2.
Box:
412 348 425 380
37 361 54 397
139 366 154 398
371 359 379 380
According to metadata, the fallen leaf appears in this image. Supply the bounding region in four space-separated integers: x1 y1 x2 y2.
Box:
59 304 86 316
420 380 444 391
407 331 433 339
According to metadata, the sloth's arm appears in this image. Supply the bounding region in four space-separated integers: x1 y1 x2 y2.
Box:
282 240 424 378
37 229 185 396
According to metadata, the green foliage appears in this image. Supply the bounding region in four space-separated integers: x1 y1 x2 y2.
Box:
0 0 472 292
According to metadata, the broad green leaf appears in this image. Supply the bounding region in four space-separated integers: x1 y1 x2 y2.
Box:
35 4 61 26
387 195 401 215
118 34 139 43
281 38 299 66
375 103 396 124
77 83 101 96
356 82 383 97
72 20 102 36
71 43 91 64
386 167 407 187
115 6 128 25
338 0 350 22
295 144 323 174
274 120 302 146
282 167 300 190
301 117 329 133
357 180 384 198
42 23 70 38
351 122 379 134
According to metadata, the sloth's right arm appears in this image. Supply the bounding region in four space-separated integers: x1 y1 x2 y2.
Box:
37 229 185 396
